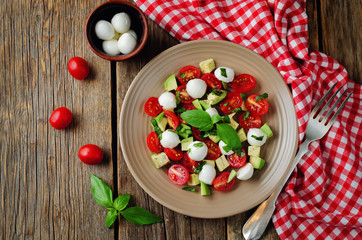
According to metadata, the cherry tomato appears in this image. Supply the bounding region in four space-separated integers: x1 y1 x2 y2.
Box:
219 92 242 114
68 56 89 80
192 127 204 141
78 144 103 165
167 164 190 185
213 172 236 191
163 110 179 130
232 74 256 93
49 107 73 130
181 153 199 173
227 150 247 167
176 85 194 103
144 97 162 116
204 140 221 160
147 132 163 153
177 66 201 85
201 73 222 90
164 148 184 161
181 102 197 111
245 94 269 115
239 112 262 130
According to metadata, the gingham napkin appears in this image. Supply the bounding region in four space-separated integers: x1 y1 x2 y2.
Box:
134 0 362 239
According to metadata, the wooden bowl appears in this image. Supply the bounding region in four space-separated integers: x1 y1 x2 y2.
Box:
85 0 148 61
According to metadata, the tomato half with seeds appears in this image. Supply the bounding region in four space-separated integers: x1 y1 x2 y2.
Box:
232 74 256 93
176 85 194 104
146 132 163 153
239 112 262 130
192 127 204 141
181 102 197 111
245 94 269 116
182 153 199 173
144 97 162 116
177 66 201 85
167 164 190 185
204 140 221 160
219 92 242 114
163 110 179 130
201 73 222 90
213 172 236 191
227 150 247 167
164 148 183 161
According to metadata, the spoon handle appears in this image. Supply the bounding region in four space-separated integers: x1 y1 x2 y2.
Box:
242 140 311 240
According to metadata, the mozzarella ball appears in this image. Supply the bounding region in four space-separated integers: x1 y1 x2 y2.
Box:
95 20 115 40
198 164 216 185
237 163 254 180
111 12 131 33
117 32 137 55
158 92 177 109
127 29 138 41
188 141 208 161
160 130 180 148
186 79 207 99
219 140 234 155
206 108 219 118
247 128 267 146
214 67 234 83
102 40 121 56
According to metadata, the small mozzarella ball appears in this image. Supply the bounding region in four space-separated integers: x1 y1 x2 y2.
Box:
188 141 208 161
186 79 207 99
247 128 267 146
206 108 219 118
158 92 177 109
214 67 234 83
95 20 115 40
111 12 131 33
160 130 180 148
219 140 234 155
237 163 254 180
127 29 138 41
198 164 216 185
117 32 137 55
102 40 121 56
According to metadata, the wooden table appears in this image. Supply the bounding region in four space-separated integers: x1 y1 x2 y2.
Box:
1 1 361 239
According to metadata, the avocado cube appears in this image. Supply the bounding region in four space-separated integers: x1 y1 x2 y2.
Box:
237 128 247 142
204 160 215 167
249 156 265 170
164 74 178 91
215 155 230 172
200 181 211 196
181 137 193 151
187 174 200 186
260 123 273 138
151 152 170 168
208 135 220 143
241 101 247 111
248 145 261 157
199 59 215 74
228 113 239 130
200 100 211 110
192 99 203 110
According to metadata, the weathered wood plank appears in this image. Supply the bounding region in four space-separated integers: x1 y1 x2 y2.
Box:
0 0 114 239
306 0 320 50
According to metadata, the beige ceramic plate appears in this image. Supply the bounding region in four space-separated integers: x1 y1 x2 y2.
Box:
120 40 298 218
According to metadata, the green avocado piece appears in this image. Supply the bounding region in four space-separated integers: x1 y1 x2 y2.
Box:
192 99 203 110
249 156 266 170
200 181 211 196
164 74 178 91
154 112 167 131
207 90 227 105
200 100 211 110
227 169 237 183
151 152 170 168
260 123 273 138
181 137 193 151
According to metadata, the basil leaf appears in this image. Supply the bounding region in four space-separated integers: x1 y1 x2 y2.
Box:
255 93 268 101
151 119 162 139
220 68 227 78
106 209 118 228
212 88 224 96
180 110 213 131
252 135 264 141
222 115 231 123
222 145 232 152
113 194 130 211
230 107 242 113
120 207 163 225
178 72 187 78
193 161 206 174
176 91 181 104
216 124 242 154
243 111 251 120
211 114 222 124
182 187 196 192
240 93 247 101
194 142 204 148
90 174 114 208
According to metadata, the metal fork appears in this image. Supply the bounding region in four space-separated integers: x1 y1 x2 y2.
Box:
242 82 353 240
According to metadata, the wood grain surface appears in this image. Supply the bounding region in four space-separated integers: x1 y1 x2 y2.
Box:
1 0 361 240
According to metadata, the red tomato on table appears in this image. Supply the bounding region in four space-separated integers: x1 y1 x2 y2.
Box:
219 92 242 114
177 66 200 85
245 94 269 116
68 56 89 80
147 132 163 153
232 74 256 93
167 164 190 185
78 144 103 165
144 97 162 116
213 172 236 191
49 107 73 130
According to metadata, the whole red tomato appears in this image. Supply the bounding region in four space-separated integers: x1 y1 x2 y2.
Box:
68 56 89 80
78 144 103 165
49 107 73 130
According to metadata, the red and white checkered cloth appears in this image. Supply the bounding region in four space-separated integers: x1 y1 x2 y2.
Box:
134 0 362 239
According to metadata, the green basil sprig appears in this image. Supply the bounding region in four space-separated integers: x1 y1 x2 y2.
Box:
91 174 162 228
180 110 213 131
216 123 242 156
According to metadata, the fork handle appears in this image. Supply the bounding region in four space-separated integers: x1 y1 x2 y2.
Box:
242 139 311 240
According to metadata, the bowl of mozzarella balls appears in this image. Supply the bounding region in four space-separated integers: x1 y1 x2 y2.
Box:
85 0 148 61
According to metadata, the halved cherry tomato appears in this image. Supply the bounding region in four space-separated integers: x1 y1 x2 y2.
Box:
182 153 199 173
147 132 163 153
176 85 194 103
245 94 269 115
164 148 183 161
177 66 201 85
219 92 242 114
204 140 221 160
201 73 222 90
144 97 162 116
227 150 247 167
163 110 179 130
239 112 262 130
68 56 89 80
167 164 190 185
181 102 197 111
192 127 204 141
213 172 236 191
232 74 256 93
49 107 73 130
